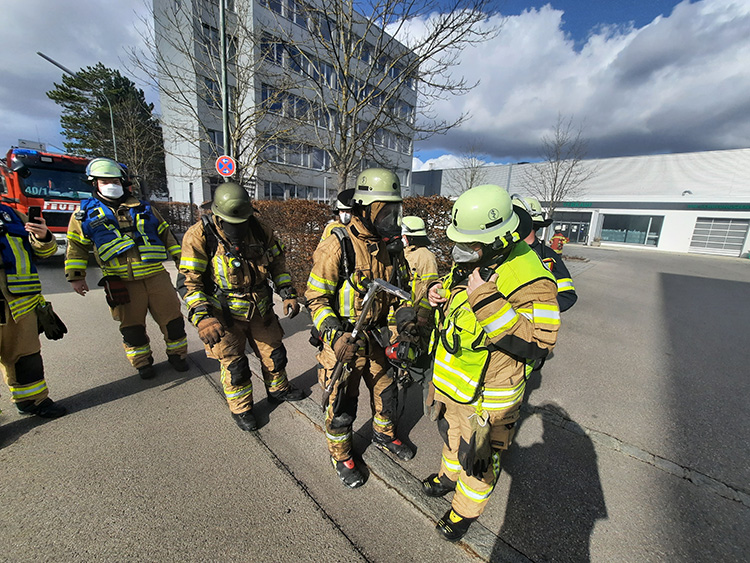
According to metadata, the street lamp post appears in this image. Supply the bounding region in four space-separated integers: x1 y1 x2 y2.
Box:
37 51 118 161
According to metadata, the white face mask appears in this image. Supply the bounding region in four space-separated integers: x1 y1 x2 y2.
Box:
402 235 410 248
99 182 124 199
339 211 351 225
452 242 482 264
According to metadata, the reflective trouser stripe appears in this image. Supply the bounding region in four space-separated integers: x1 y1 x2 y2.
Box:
166 337 187 354
441 452 462 476
9 380 48 400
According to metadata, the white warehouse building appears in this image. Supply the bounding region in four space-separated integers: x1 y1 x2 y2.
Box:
412 148 750 258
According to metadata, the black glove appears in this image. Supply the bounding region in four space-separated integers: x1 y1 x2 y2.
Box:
98 276 130 307
457 415 493 478
395 306 419 343
36 301 68 341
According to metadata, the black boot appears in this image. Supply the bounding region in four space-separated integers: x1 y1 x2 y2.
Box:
16 398 67 419
332 457 365 488
372 431 414 461
436 508 477 542
421 473 456 497
138 359 156 380
232 410 257 431
268 385 305 404
167 354 189 372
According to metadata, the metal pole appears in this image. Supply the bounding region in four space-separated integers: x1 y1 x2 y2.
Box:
37 52 118 161
219 0 230 170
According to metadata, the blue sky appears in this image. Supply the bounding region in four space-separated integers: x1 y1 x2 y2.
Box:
1 0 748 173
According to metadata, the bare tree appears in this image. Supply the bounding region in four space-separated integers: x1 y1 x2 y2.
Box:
131 0 500 196
266 0 500 190
442 141 492 196
522 114 596 217
130 0 294 189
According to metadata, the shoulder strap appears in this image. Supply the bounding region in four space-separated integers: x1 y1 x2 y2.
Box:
201 215 219 258
331 226 355 279
247 215 268 248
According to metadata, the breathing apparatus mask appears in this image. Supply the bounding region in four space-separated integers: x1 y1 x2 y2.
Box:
370 201 403 253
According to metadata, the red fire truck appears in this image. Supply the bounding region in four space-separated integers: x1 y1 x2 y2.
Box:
0 146 92 254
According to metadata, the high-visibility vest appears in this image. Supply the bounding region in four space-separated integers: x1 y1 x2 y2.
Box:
432 243 556 404
0 204 42 296
79 198 167 262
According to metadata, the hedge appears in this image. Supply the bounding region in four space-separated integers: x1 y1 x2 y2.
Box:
153 196 456 292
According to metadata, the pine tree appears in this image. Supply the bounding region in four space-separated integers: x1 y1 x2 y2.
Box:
46 63 168 198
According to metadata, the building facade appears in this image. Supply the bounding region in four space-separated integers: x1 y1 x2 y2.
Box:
412 148 750 258
154 0 416 205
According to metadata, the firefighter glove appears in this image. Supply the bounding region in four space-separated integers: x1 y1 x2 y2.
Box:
36 301 68 341
98 276 130 307
283 298 300 319
333 332 359 363
395 306 419 342
458 413 493 478
197 317 225 346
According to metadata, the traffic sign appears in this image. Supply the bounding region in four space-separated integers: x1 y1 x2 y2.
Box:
216 155 236 177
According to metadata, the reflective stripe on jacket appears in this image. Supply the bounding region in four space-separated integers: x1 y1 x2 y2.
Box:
432 242 559 406
305 216 409 342
65 196 180 282
79 198 167 262
178 214 292 326
0 204 57 320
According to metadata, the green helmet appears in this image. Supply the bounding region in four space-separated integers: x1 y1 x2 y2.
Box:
511 194 552 228
402 216 427 237
352 168 402 206
86 157 124 180
447 184 520 245
211 182 253 224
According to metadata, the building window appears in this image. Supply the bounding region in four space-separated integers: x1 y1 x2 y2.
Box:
203 77 220 108
207 129 224 156
600 214 664 246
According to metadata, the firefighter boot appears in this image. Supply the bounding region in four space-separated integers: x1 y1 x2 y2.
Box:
138 358 156 380
267 385 305 405
421 473 456 497
167 354 189 372
232 409 257 432
436 508 477 542
16 398 67 419
332 457 365 488
372 431 414 461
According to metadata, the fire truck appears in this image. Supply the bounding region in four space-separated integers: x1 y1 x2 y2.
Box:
0 146 92 254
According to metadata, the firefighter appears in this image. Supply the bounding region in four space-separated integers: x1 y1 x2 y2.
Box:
177 182 304 432
1 204 66 418
549 227 569 253
420 184 560 541
514 197 578 312
320 189 354 242
66 157 188 380
401 216 439 317
306 168 414 488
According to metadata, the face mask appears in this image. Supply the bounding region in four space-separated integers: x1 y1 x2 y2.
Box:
402 235 410 248
452 242 481 264
339 211 351 225
222 220 250 246
99 182 124 199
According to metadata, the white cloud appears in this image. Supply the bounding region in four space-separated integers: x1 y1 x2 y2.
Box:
413 0 750 161
2 0 749 166
0 0 153 152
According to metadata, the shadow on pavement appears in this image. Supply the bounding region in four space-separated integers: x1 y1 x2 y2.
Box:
492 403 607 562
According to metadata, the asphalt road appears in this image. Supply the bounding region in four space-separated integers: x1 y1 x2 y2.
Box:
1 246 749 562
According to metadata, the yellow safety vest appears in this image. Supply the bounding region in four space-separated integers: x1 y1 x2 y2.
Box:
432 243 556 404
